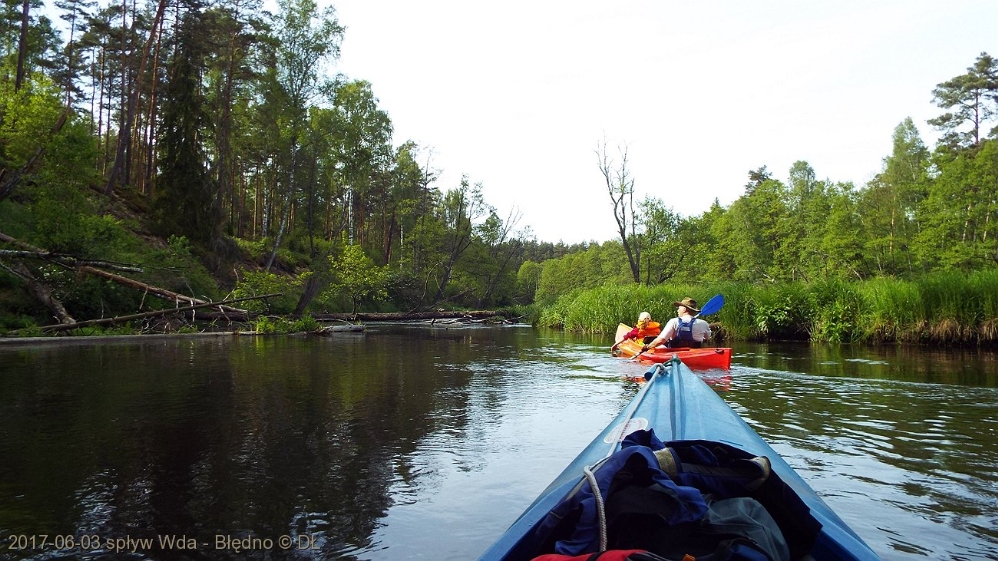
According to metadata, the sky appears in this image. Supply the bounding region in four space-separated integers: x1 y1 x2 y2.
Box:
326 1 996 244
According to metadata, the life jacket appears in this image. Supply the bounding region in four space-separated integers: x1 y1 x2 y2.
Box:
628 322 662 341
668 318 697 348
525 430 821 561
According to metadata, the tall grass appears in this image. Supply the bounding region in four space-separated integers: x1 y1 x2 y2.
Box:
538 269 998 346
541 283 708 333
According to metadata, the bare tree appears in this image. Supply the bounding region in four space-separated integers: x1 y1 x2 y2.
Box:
597 137 641 283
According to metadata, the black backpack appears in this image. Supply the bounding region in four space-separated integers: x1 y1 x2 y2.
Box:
528 432 820 561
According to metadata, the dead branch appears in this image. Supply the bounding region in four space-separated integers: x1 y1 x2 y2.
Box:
313 310 504 322
2 261 76 325
0 230 248 315
0 249 143 273
0 231 45 251
11 293 280 334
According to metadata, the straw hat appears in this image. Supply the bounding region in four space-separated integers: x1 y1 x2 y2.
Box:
673 297 700 314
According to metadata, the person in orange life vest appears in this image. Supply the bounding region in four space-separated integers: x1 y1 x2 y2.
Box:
641 297 711 351
623 311 662 344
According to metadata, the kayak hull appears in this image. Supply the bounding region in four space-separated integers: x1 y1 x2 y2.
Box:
478 358 880 561
614 323 732 369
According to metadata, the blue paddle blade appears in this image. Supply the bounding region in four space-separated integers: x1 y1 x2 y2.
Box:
697 294 725 317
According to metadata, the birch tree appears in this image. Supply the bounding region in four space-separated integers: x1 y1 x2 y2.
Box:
262 0 343 271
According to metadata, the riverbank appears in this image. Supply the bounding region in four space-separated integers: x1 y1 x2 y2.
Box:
540 270 998 346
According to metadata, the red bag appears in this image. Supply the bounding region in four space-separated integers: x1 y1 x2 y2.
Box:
532 550 672 561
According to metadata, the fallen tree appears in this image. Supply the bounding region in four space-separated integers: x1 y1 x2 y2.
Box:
0 230 250 315
312 310 507 322
0 249 143 273
3 261 77 325
1 231 263 333
8 293 277 335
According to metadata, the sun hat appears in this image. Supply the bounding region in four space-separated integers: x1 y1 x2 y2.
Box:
673 297 700 314
638 311 652 323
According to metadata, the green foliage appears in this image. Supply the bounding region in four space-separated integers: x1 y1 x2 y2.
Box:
542 272 998 346
233 237 270 262
232 269 305 314
916 140 998 269
807 279 862 343
647 204 718 285
539 283 717 334
56 272 144 322
152 12 221 246
1 69 106 255
858 119 929 277
516 260 542 304
747 283 815 340
139 236 220 301
928 52 998 150
0 270 45 333
253 314 320 334
535 242 631 305
507 303 539 325
0 72 64 168
6 324 44 337
322 244 387 313
384 271 422 311
34 204 129 257
68 325 139 336
7 38 998 339
820 183 865 279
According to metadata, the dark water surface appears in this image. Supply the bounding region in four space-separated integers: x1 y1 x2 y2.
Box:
1 327 996 560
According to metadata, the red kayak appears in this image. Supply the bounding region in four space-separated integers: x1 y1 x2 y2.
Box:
613 323 732 370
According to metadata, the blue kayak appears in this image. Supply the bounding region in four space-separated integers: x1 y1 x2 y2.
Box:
478 357 881 560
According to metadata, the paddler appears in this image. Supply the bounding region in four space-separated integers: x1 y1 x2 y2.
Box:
642 297 712 351
621 311 662 345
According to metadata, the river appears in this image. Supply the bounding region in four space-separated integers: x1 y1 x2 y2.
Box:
1 326 996 560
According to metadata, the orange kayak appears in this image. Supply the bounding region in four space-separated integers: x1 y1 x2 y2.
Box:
613 323 732 370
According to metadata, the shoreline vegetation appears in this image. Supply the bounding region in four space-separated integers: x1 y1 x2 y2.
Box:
539 270 998 347
5 269 998 349
3 27 997 348
0 308 520 339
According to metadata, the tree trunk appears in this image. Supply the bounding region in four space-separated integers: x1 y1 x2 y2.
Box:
597 139 640 283
313 310 505 322
6 263 76 325
23 293 275 334
292 274 327 318
14 0 29 91
104 0 168 196
265 138 298 271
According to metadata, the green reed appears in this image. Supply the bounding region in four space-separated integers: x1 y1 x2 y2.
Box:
541 283 725 334
539 269 998 346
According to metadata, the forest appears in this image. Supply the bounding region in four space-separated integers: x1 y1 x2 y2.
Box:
1 0 997 341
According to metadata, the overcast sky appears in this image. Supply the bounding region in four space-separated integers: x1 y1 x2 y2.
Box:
328 1 997 244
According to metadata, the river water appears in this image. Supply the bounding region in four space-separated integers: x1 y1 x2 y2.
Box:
1 326 996 560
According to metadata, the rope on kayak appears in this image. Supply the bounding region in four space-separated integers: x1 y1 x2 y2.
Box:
583 464 607 551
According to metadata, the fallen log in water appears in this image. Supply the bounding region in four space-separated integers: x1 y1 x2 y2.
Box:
312 310 505 322
8 293 278 335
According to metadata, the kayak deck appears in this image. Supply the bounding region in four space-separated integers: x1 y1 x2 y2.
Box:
478 358 879 560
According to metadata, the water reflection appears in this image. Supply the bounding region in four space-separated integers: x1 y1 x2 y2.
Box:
1 333 997 560
727 343 998 559
736 342 998 387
